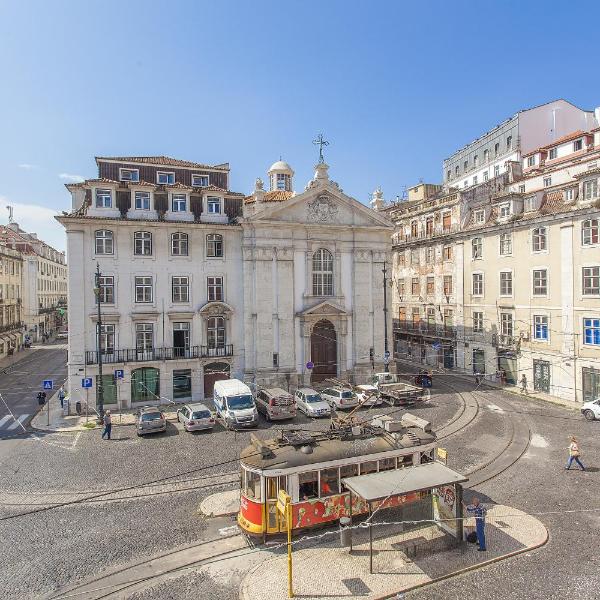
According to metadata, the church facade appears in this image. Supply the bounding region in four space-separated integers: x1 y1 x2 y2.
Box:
59 154 392 409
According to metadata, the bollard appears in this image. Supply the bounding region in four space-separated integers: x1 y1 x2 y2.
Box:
340 516 352 548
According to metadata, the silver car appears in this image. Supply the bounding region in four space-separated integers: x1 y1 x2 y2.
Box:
177 402 215 432
136 407 167 436
294 388 331 418
321 387 359 410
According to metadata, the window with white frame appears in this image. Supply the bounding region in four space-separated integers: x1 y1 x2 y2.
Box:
582 266 600 295
507 135 512 149
500 313 513 336
533 269 548 295
499 232 512 255
524 196 538 212
543 176 552 188
192 174 209 187
172 276 190 303
548 148 557 159
119 168 139 182
582 218 599 245
574 139 583 152
135 276 153 303
533 315 549 341
484 149 489 162
206 233 223 258
172 194 187 212
207 197 221 214
95 189 112 208
134 231 152 255
463 160 468 172
207 276 224 302
98 276 114 304
471 237 482 259
494 165 500 176
583 318 600 346
99 324 115 354
583 179 598 201
473 155 479 167
157 171 175 184
483 171 489 181
566 188 576 202
443 275 453 296
526 156 535 167
519 184 526 193
171 232 188 256
312 249 334 296
474 209 485 224
207 316 226 349
95 230 113 255
135 191 150 210
500 271 513 295
532 227 547 252
473 175 478 185
494 142 500 156
499 203 511 218
472 311 484 333
135 323 154 351
472 273 484 296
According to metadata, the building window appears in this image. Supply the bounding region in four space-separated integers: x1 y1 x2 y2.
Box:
526 156 535 167
524 196 538 212
472 237 482 259
500 313 513 336
312 249 334 296
171 232 189 256
583 318 600 345
574 139 583 152
135 191 150 210
533 269 548 295
463 160 468 172
172 276 190 303
583 179 598 201
473 311 484 333
98 276 114 304
206 234 223 258
119 168 139 182
543 177 552 188
192 174 209 187
426 247 435 263
533 315 549 341
443 275 453 296
532 227 547 252
411 249 419 265
173 369 192 399
172 322 190 356
443 308 453 331
443 245 452 260
95 189 112 208
519 184 526 194
582 266 600 295
412 307 420 329
135 276 153 303
473 176 478 185
95 230 113 255
582 219 599 245
455 166 459 175
398 280 405 297
494 165 500 177
473 155 479 167
472 273 484 296
135 323 154 351
548 148 557 160
499 232 512 255
426 277 434 295
207 316 226 349
134 231 152 256
410 221 418 237
442 213 451 231
157 171 175 184
276 173 290 190
474 209 485 224
425 217 433 235
397 252 405 267
499 271 513 296
483 171 489 181
207 276 224 302
499 203 511 218
494 142 500 156
207 197 221 214
172 194 187 212
99 324 115 354
484 149 489 162
447 169 451 180
411 277 420 296
506 135 512 149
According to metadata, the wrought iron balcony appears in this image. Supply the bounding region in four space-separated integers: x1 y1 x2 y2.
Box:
85 344 233 365
0 321 24 334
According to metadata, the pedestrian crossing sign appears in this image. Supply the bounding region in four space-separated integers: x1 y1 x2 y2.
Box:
43 380 53 390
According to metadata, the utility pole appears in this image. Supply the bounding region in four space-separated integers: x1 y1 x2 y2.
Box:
382 261 390 373
94 262 104 422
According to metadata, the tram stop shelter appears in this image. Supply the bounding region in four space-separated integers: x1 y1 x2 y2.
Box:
342 461 468 573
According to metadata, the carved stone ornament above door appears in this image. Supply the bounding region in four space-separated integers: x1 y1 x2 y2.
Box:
306 194 339 223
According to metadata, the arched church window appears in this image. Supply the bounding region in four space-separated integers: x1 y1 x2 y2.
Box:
312 249 333 296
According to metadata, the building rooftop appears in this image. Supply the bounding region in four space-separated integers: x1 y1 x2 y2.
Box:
95 156 230 171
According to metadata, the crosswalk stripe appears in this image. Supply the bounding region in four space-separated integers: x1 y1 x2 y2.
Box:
6 414 29 431
0 415 11 428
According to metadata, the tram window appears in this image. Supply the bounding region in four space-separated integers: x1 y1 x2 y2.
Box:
379 458 396 472
340 464 358 492
360 461 378 475
299 471 318 500
398 455 412 468
320 468 340 497
245 470 262 501
266 477 278 500
420 451 434 464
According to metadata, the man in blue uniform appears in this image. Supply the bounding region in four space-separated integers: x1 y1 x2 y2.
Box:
464 496 487 551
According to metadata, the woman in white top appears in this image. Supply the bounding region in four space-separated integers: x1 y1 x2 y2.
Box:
566 436 585 471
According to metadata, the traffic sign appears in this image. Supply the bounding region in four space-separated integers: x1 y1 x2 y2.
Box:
431 341 442 350
43 379 53 390
82 377 93 389
277 489 291 515
114 369 124 380
306 361 314 370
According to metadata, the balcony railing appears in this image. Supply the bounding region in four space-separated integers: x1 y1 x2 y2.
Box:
0 322 24 334
393 321 457 338
395 223 461 246
85 344 234 365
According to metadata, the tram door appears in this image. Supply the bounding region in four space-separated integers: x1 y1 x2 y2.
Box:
265 476 288 533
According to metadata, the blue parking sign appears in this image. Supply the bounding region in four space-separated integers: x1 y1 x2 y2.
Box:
114 369 124 380
43 379 53 390
82 377 93 389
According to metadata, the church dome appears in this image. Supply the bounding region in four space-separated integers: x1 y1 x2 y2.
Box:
267 159 294 192
268 160 294 174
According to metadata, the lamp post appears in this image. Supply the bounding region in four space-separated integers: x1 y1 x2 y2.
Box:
382 261 390 373
93 262 105 422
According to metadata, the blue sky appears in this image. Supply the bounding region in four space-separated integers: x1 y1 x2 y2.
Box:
0 0 598 252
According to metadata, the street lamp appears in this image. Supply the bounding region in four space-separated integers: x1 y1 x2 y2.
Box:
382 261 390 373
93 262 105 422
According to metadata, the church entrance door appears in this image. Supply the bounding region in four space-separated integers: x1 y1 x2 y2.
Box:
310 319 337 383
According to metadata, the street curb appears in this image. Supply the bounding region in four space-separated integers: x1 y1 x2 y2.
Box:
30 414 180 434
371 523 550 600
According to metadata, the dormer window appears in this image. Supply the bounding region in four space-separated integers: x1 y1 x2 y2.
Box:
548 148 557 160
119 168 139 182
172 194 187 212
474 209 485 224
207 196 221 214
499 203 511 218
583 179 598 201
526 156 535 167
157 171 175 184
574 139 583 152
524 196 538 212
192 174 209 187
95 189 112 208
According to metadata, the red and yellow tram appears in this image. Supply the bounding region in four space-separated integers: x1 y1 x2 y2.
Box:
237 415 437 536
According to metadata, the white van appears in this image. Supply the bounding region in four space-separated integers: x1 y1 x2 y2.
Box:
213 379 258 429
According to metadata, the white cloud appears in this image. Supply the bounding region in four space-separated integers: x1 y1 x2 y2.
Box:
18 163 38 170
59 173 84 183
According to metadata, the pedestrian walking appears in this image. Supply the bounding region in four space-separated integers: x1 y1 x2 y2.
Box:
474 372 482 385
565 435 585 471
58 386 65 409
101 410 112 440
37 391 47 406
520 374 528 395
464 496 487 551
500 368 507 386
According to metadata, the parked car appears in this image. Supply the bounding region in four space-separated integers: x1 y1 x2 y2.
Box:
355 384 382 407
321 386 358 410
294 388 331 418
177 402 215 432
213 379 258 429
255 387 296 421
136 406 167 436
581 399 600 421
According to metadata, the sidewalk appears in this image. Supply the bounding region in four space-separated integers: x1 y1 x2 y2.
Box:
0 346 35 372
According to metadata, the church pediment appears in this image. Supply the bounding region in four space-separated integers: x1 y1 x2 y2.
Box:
297 300 349 318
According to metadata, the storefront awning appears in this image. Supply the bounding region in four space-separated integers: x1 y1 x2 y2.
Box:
342 462 468 502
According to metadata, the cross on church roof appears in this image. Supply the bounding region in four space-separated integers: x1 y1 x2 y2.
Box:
313 133 329 164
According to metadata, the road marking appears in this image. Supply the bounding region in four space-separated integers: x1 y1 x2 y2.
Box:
218 525 239 536
6 414 29 430
0 415 11 428
487 403 505 414
530 434 549 448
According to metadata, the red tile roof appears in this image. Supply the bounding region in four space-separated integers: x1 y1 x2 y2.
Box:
245 190 294 204
540 130 587 150
95 156 229 171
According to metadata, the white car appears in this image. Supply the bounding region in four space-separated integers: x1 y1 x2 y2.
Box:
355 384 382 407
581 399 600 421
177 402 216 432
321 387 359 410
294 388 331 418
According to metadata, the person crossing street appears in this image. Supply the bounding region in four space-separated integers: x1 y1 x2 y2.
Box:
101 410 112 440
565 435 585 471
